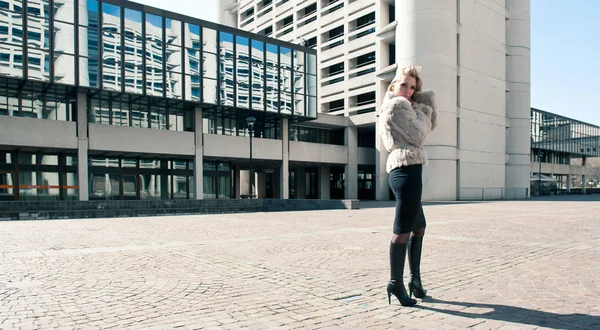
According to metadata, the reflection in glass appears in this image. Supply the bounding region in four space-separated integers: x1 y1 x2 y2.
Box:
123 9 143 94
80 0 99 28
140 174 161 200
203 27 217 53
78 26 98 58
293 70 305 95
171 174 188 199
146 14 164 96
79 57 98 87
236 35 249 108
294 93 305 116
0 172 15 200
102 2 120 34
307 74 317 97
203 52 217 79
308 96 317 118
64 172 78 200
203 78 218 104
219 32 234 106
293 49 304 71
54 53 75 85
90 173 120 200
20 91 43 118
307 53 317 75
53 0 75 24
251 40 264 110
19 171 60 201
185 23 200 50
0 45 23 78
266 43 278 112
122 175 137 200
0 11 24 46
27 0 50 19
166 19 182 99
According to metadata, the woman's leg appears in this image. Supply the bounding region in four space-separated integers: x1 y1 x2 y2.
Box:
408 217 427 298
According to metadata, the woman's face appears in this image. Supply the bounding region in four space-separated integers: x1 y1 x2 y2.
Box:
393 75 417 100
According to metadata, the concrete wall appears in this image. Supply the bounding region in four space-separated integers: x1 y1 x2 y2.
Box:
0 116 77 149
289 141 348 164
88 124 195 155
203 134 283 160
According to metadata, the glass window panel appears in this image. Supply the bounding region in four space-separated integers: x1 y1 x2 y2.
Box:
203 78 218 104
80 0 98 28
89 173 119 200
18 171 60 201
281 69 292 93
0 172 15 200
280 47 291 69
89 157 118 167
65 155 77 166
203 52 217 79
0 44 23 78
63 172 78 200
53 53 75 85
121 158 136 167
281 92 292 114
307 53 317 75
0 152 14 164
185 48 200 74
20 92 43 118
166 18 182 46
167 72 182 99
236 36 249 109
27 50 50 82
79 57 99 87
55 100 67 121
140 159 161 169
166 43 182 73
203 27 217 53
102 57 121 91
307 74 317 97
53 22 74 54
53 0 74 23
27 0 50 18
185 74 201 101
251 40 264 110
124 8 141 25
203 174 216 199
293 49 304 71
145 16 163 97
171 174 187 199
130 102 144 127
102 2 120 34
79 26 99 58
27 18 51 51
113 102 130 126
294 94 305 116
185 23 200 49
140 174 161 200
0 11 23 46
219 32 234 106
308 95 317 118
294 71 305 95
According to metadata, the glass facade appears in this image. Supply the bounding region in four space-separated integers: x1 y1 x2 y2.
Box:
0 151 78 201
88 156 194 200
0 0 317 119
531 108 600 161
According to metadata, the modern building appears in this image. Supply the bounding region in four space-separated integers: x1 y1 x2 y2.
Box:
531 108 600 194
222 0 532 200
0 0 322 201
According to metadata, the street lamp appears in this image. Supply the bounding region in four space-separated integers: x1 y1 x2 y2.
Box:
537 150 543 196
246 116 256 198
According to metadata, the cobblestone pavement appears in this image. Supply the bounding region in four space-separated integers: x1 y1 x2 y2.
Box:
1 196 600 330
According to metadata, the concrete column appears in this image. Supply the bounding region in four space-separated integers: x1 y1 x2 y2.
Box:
194 107 204 199
566 174 571 193
319 166 330 200
506 0 531 199
280 118 289 199
76 92 89 201
345 125 358 199
395 0 458 201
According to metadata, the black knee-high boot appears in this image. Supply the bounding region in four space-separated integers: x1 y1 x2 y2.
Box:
408 236 427 298
387 242 417 306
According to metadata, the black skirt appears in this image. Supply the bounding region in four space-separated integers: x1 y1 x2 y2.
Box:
388 164 426 234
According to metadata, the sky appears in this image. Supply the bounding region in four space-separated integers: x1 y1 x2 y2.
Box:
131 0 600 126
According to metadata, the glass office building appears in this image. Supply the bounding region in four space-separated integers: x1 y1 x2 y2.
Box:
531 108 600 194
0 0 318 201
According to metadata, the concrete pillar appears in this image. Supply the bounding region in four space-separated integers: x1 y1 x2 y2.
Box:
376 119 389 201
506 0 531 199
566 174 571 193
395 0 458 201
345 125 358 199
194 107 204 199
319 166 330 200
280 118 289 199
76 92 89 201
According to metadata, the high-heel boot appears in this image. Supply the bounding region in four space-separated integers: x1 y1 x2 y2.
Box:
387 241 417 306
408 236 427 299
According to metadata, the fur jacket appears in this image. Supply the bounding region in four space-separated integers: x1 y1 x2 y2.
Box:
378 90 438 173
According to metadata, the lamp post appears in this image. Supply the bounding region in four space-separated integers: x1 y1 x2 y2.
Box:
246 116 256 198
537 150 543 196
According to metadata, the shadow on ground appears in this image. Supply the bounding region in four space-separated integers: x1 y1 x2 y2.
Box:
417 298 600 330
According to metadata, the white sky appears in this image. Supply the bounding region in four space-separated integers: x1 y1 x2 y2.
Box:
129 0 219 23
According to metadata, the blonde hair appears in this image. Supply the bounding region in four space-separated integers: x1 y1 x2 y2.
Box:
387 65 423 98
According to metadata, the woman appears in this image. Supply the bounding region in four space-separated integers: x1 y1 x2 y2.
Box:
378 66 437 307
